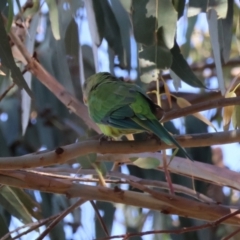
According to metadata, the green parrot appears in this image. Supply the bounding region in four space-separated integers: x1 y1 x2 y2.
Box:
83 72 192 160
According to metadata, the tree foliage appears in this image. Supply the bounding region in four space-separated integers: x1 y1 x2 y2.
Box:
0 0 240 239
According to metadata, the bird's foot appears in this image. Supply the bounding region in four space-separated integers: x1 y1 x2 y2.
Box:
146 133 161 143
99 134 114 144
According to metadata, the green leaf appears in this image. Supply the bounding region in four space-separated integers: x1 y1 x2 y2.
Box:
92 0 124 65
110 0 132 70
11 188 41 220
139 45 172 69
119 0 132 13
188 0 208 16
132 0 155 45
218 0 233 63
0 15 33 97
213 0 228 19
46 0 60 40
173 0 186 19
0 209 10 239
22 14 39 135
232 105 240 129
0 186 34 223
131 157 159 169
146 0 177 48
207 9 225 95
85 0 103 46
6 0 13 32
77 153 97 169
170 42 206 88
0 0 7 11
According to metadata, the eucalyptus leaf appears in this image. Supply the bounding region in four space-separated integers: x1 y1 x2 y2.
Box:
0 207 11 239
173 0 186 19
170 42 206 88
46 0 60 40
139 45 172 69
0 15 33 97
146 0 177 48
131 157 159 169
92 0 124 65
132 0 155 45
6 0 13 32
110 0 132 71
77 153 97 168
21 14 39 135
0 186 33 223
218 0 233 63
207 9 225 95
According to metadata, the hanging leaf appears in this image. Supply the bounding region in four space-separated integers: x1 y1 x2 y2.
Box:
207 8 225 95
6 0 13 32
170 69 182 91
176 97 217 131
85 0 103 46
21 14 39 135
172 0 186 19
132 0 155 45
0 15 33 97
46 0 60 40
188 0 208 16
223 91 236 131
146 0 177 48
232 105 240 129
119 0 132 13
92 0 124 66
131 157 159 169
110 0 132 71
140 68 159 83
0 186 34 223
77 153 97 169
170 42 206 88
139 45 172 69
218 0 233 63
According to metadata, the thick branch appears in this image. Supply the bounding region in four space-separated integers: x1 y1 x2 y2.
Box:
162 96 240 122
0 130 239 170
0 170 239 225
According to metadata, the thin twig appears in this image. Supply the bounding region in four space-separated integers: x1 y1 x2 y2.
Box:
1 214 58 240
223 227 240 240
97 209 240 240
162 96 240 122
90 200 110 237
36 198 87 240
162 150 174 194
30 168 215 203
0 82 15 101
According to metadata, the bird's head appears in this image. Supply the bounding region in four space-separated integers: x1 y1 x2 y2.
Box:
82 72 117 105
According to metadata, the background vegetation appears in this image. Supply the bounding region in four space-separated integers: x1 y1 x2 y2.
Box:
0 0 240 239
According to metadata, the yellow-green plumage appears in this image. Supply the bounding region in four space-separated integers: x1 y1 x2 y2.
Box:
83 72 192 160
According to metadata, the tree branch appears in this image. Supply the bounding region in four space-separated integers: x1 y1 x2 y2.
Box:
162 96 240 122
0 130 239 170
0 170 239 225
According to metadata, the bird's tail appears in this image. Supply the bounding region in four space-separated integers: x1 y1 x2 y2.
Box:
133 118 193 161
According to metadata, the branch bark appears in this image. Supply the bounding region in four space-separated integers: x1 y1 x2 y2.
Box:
0 130 239 170
0 170 239 225
162 96 240 122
